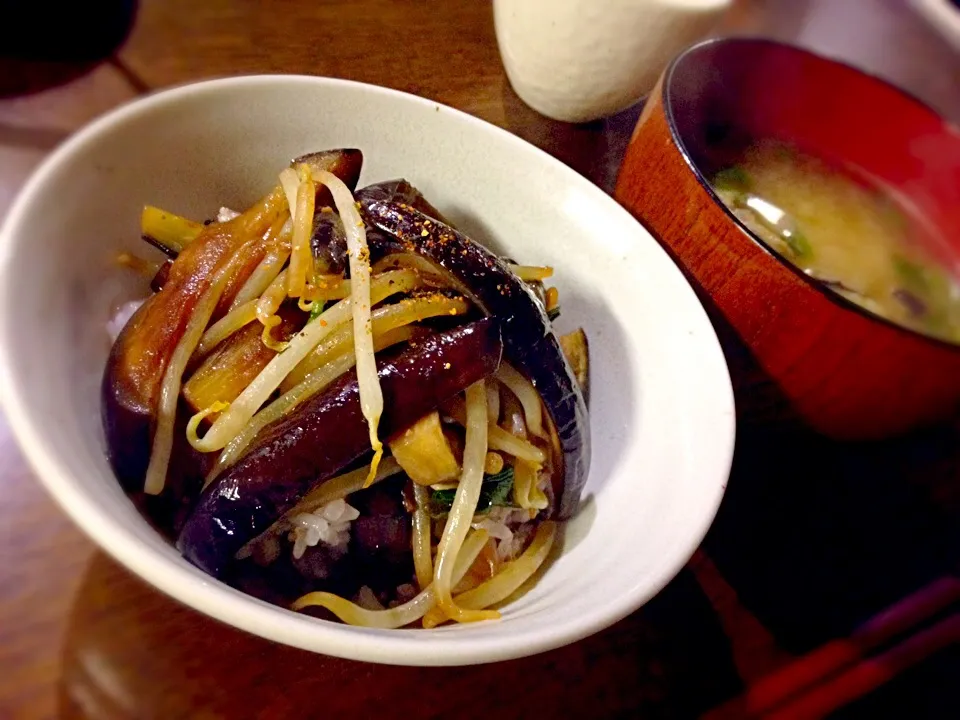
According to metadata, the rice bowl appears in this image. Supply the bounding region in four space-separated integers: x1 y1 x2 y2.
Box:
0 75 734 665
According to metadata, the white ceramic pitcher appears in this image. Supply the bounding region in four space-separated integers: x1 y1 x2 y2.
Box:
494 0 733 123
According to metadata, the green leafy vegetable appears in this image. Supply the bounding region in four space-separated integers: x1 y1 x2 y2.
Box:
713 166 752 193
427 467 515 518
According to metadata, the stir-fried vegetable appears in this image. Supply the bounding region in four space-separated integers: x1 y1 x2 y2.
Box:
426 466 515 518
389 411 461 486
421 522 556 628
206 325 417 485
231 241 291 309
104 153 590 630
314 168 383 485
507 264 554 282
285 166 316 300
182 307 302 412
411 483 434 589
140 205 203 256
291 528 490 629
178 320 503 577
431 380 498 624
186 269 420 454
495 363 546 439
144 232 267 495
558 328 589 402
282 292 470 393
194 299 259 358
358 189 589 519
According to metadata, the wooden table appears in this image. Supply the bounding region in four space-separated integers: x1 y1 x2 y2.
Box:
1 1 958 718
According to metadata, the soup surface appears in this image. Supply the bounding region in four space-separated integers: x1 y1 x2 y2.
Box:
711 140 960 344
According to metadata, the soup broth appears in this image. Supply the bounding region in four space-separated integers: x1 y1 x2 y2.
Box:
711 140 960 344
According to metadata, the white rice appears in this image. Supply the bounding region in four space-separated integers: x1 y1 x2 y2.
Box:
235 497 360 564
355 585 385 610
106 298 146 342
472 506 537 561
386 582 419 609
217 206 241 223
288 498 360 560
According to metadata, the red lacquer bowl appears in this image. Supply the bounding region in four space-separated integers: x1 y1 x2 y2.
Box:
614 38 960 439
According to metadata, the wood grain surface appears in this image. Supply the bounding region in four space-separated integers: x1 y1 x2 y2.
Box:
0 1 958 718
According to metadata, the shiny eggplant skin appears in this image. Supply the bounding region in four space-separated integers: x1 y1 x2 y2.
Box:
356 179 451 225
357 188 590 519
559 328 590 406
294 149 363 209
310 211 349 275
102 150 363 491
218 150 362 314
150 260 172 292
103 192 287 490
177 319 503 578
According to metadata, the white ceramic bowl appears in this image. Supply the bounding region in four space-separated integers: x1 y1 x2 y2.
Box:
0 76 734 666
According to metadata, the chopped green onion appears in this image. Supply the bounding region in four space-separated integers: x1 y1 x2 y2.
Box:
308 300 326 321
784 229 812 260
547 306 561 322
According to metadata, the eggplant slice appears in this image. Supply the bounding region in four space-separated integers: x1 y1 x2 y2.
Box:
103 149 363 491
357 182 590 519
178 318 504 577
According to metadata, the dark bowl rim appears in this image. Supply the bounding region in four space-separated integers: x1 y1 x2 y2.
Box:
661 35 960 353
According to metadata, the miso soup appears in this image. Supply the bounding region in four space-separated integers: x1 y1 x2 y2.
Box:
711 141 960 343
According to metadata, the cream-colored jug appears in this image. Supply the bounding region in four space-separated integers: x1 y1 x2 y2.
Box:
495 0 733 123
